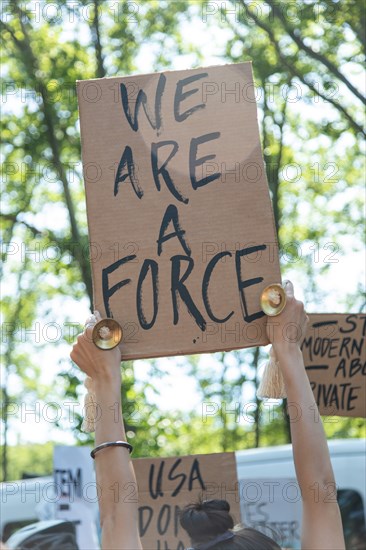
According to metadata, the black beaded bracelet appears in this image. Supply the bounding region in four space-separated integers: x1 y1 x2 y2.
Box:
90 441 133 459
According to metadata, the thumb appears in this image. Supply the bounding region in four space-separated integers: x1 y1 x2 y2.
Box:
283 279 294 299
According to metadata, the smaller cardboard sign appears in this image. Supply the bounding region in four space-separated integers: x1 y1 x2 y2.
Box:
239 478 301 549
53 446 99 549
302 314 366 418
133 452 240 550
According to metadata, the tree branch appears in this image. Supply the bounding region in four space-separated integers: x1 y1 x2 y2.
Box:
1 213 60 241
2 213 46 238
9 3 93 302
261 78 280 234
267 0 366 105
0 18 23 48
2 263 29 481
253 346 261 448
343 15 365 53
91 0 106 78
238 0 365 138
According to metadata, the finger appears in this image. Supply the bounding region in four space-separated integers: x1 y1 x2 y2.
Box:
70 350 79 364
94 310 102 321
283 279 294 299
83 323 96 342
84 314 97 332
83 311 100 340
84 324 95 342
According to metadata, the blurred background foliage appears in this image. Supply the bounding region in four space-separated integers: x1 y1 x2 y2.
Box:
1 0 365 481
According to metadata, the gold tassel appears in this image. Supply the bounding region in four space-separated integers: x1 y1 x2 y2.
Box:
81 376 97 432
257 347 287 399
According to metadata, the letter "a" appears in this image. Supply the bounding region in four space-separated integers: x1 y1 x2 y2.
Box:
157 204 190 256
114 145 143 199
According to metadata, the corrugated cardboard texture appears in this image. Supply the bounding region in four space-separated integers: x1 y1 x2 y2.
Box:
77 63 280 359
133 452 240 550
303 313 366 418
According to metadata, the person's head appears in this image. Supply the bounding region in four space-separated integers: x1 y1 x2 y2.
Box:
180 499 281 550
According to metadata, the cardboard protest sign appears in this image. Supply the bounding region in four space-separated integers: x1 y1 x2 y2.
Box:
77 62 280 360
302 314 366 418
239 478 302 549
133 452 240 550
53 446 99 549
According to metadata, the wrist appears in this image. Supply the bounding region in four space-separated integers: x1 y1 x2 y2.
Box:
272 343 303 364
92 370 122 395
93 381 123 419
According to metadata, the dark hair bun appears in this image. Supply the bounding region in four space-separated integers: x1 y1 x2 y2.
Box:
180 499 234 543
202 499 230 512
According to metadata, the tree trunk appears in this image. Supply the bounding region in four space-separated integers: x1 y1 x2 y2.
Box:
253 347 261 448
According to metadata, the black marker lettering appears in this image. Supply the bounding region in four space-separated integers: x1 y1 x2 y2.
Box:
301 337 313 362
136 259 159 330
168 459 186 497
347 386 361 410
351 337 364 357
190 132 221 189
157 204 191 257
157 505 171 536
349 358 365 378
151 141 188 204
188 459 206 491
328 385 339 409
171 255 206 331
102 254 136 317
174 505 181 537
202 251 234 323
149 462 164 500
114 145 143 198
328 338 339 358
120 73 166 132
139 506 153 537
174 73 208 123
339 337 351 358
235 245 267 323
339 314 357 333
360 315 366 337
334 358 346 378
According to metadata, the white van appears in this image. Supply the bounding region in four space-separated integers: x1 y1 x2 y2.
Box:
1 438 365 547
235 438 366 548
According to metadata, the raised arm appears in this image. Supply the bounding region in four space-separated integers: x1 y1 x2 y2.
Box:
268 282 345 550
70 312 142 550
